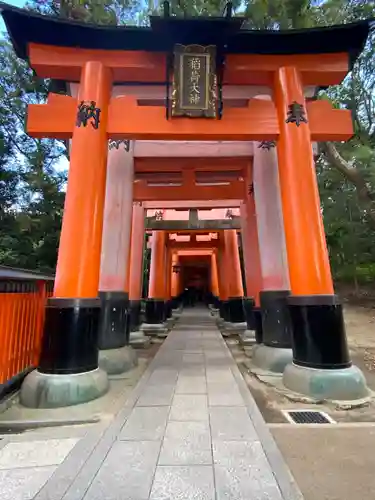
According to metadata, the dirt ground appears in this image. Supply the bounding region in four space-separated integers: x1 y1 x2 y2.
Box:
227 304 375 425
344 304 375 387
271 425 375 500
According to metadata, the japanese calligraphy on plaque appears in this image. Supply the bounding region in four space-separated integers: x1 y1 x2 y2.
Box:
171 44 217 118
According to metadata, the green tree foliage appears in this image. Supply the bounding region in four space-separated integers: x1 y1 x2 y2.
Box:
153 0 241 16
29 0 118 23
27 0 140 24
0 0 141 271
317 159 375 289
0 39 66 270
241 0 374 29
321 38 375 224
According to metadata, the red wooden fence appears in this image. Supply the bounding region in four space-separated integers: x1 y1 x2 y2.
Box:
0 269 53 387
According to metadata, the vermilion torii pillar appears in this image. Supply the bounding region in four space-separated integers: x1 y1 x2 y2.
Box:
128 202 146 334
216 230 243 333
221 230 246 334
170 252 182 309
141 230 169 337
97 141 137 375
163 247 174 323
251 140 294 373
240 196 263 345
210 252 220 308
21 61 111 408
274 67 368 400
217 235 230 323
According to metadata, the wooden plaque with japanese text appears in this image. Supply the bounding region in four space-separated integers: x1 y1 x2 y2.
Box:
171 44 217 118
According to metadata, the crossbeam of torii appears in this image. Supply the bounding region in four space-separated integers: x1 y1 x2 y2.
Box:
28 93 352 142
144 200 242 209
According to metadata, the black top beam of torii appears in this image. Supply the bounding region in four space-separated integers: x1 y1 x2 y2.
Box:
0 1 372 66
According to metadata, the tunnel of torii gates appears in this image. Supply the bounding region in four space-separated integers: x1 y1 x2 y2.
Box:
1 2 372 408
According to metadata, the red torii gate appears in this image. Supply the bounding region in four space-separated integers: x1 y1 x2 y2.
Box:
0 4 370 407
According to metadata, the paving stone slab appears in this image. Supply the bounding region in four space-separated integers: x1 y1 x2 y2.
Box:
204 348 227 356
150 465 215 500
83 441 160 500
147 370 179 386
209 407 259 441
175 376 207 395
182 353 205 364
207 382 245 407
152 357 182 369
0 466 57 500
208 391 245 407
206 369 235 385
203 354 226 361
213 441 283 500
202 342 223 349
179 365 206 376
184 343 204 351
183 349 204 355
0 439 79 469
136 384 176 407
61 408 133 500
119 406 169 441
33 424 110 500
159 421 212 466
170 395 209 422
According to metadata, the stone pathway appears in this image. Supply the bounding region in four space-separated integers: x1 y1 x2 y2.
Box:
0 308 303 500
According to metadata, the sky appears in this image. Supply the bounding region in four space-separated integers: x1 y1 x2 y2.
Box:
0 0 26 33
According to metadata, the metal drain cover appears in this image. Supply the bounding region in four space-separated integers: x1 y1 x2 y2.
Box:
282 410 336 424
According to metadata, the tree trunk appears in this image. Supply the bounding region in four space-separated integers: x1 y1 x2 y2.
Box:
321 141 375 226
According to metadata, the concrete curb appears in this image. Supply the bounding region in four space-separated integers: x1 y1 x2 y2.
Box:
0 417 100 432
